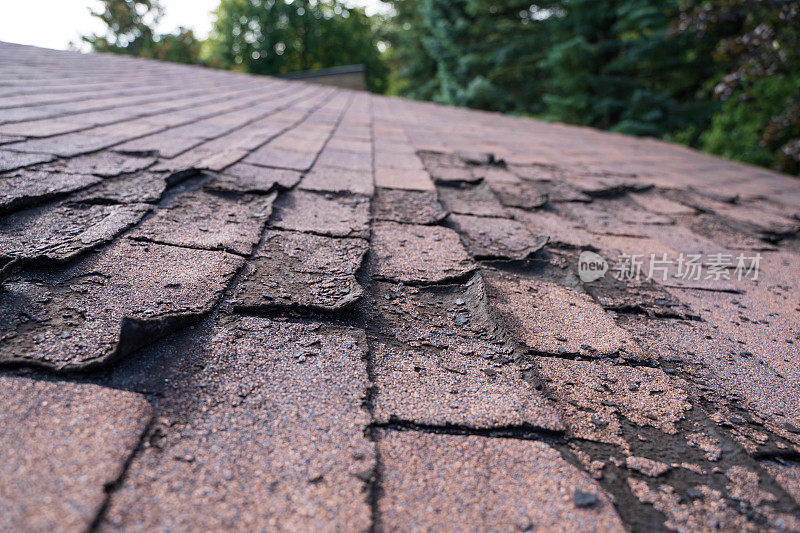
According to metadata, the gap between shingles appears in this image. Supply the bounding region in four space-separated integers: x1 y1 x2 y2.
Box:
87 414 155 533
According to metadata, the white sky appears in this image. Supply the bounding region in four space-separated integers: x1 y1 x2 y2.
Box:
0 0 389 51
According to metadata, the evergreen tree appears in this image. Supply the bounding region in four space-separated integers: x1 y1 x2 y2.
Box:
541 0 715 137
382 0 556 112
379 0 438 100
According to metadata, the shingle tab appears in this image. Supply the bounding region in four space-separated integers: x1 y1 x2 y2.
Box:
370 221 475 284
484 271 641 359
101 318 373 532
376 431 625 531
0 201 150 265
373 188 447 225
0 377 151 533
449 213 549 260
271 189 370 238
0 169 101 213
0 239 242 370
232 229 368 312
0 149 55 171
207 162 302 193
130 189 275 255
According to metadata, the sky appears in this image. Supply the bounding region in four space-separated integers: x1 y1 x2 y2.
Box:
0 0 389 52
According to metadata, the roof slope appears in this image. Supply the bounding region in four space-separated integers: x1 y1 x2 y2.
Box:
1 42 800 531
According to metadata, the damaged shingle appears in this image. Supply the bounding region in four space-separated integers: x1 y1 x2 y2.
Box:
205 163 302 194
371 340 564 431
373 188 447 225
100 317 374 532
437 182 508 218
0 149 55 172
70 171 174 204
129 189 276 255
0 169 101 213
233 229 368 312
0 201 151 267
376 431 625 532
271 189 370 239
0 239 242 370
39 151 156 177
484 270 642 360
371 222 475 284
448 213 549 260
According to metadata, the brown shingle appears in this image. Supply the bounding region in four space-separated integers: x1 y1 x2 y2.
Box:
233 229 367 312
0 239 242 370
370 221 475 284
101 318 373 532
272 189 370 238
0 377 151 533
129 189 275 255
376 430 625 531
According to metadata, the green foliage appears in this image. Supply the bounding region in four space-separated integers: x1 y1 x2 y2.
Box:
378 0 438 99
382 0 557 112
381 0 799 174
677 0 800 173
83 0 201 64
700 75 800 171
83 0 162 56
210 0 388 92
539 0 718 137
149 28 203 64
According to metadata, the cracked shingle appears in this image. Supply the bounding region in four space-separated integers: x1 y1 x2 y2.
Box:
233 229 368 312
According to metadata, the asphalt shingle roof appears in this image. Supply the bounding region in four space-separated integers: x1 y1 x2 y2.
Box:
1 41 800 531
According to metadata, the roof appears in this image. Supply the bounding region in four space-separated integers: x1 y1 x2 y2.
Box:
1 41 800 531
282 63 366 79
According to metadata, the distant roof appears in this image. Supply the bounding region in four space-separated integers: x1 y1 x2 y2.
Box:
282 63 366 79
1 41 800 532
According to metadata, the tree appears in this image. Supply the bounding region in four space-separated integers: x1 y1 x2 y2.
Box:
82 0 201 64
381 0 716 133
83 0 162 56
381 0 557 112
149 28 203 64
677 0 800 173
540 0 717 138
379 0 438 99
210 0 388 93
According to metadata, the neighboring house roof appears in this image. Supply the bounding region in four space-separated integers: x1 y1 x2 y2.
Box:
1 41 799 531
281 63 366 78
